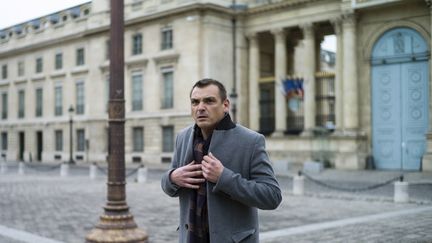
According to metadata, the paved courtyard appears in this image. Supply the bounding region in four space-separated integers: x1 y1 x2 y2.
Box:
0 163 431 243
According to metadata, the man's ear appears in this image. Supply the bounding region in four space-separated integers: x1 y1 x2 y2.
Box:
223 98 230 113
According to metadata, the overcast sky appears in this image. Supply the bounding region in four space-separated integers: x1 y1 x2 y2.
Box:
0 0 336 51
0 0 90 29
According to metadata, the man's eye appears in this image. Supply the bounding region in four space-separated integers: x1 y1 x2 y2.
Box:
191 100 199 105
204 99 216 104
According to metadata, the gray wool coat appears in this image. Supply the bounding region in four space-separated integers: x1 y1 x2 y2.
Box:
161 121 282 243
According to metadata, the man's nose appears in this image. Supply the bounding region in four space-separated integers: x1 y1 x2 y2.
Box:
197 102 205 110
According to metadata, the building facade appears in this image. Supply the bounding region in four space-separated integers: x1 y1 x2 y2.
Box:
0 0 431 171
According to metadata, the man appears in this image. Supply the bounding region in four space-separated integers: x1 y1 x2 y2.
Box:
161 78 282 243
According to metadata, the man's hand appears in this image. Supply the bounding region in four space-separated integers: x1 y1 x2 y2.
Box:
202 152 224 183
170 161 205 189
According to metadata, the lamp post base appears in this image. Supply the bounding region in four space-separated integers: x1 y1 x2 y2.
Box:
86 212 148 243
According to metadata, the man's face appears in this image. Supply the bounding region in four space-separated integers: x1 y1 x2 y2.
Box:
190 84 229 133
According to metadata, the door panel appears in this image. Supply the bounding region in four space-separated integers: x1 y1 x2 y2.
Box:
401 62 429 170
372 64 402 169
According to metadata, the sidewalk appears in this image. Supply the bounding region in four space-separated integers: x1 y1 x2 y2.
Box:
0 161 431 242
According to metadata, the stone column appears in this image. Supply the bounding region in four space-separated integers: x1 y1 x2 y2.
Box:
332 18 344 132
342 13 359 132
272 28 287 137
248 33 260 131
301 23 316 134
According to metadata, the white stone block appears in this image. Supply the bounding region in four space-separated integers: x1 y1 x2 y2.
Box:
60 163 69 177
293 175 304 196
303 161 323 173
137 167 148 183
18 162 25 175
0 162 7 174
394 181 409 203
89 164 97 180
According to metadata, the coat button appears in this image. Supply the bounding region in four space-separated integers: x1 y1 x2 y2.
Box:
185 224 189 230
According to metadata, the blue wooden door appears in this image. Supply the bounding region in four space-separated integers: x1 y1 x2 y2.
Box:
371 28 429 171
401 62 429 170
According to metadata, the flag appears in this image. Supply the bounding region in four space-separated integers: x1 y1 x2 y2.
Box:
282 78 304 99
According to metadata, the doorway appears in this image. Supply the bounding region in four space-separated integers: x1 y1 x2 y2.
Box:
36 131 43 161
19 132 25 161
371 27 429 170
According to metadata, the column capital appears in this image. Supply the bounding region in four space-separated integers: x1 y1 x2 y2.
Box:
330 17 343 35
246 32 259 47
270 28 286 37
300 22 315 39
342 12 357 27
246 32 258 40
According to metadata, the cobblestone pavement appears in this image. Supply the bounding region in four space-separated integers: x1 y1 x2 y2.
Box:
0 164 431 243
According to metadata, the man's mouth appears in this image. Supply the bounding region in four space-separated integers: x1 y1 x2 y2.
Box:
197 115 207 119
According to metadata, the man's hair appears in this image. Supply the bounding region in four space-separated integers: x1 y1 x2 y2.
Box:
190 78 227 101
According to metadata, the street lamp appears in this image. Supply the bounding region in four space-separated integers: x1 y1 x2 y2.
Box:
230 89 238 123
68 105 75 164
86 1 148 242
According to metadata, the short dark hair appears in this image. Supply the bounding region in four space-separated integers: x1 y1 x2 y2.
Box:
190 78 227 101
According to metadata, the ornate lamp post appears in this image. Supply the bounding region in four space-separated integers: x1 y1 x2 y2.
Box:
86 0 148 242
68 105 75 164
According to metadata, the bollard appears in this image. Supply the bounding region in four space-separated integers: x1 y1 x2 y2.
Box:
60 163 69 177
90 163 97 180
137 167 148 183
0 161 7 174
18 162 25 175
293 174 304 196
394 181 409 203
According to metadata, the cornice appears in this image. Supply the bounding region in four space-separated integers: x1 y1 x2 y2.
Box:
0 3 233 59
153 52 180 65
246 0 322 15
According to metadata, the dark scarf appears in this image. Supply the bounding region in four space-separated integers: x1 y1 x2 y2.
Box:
187 113 235 243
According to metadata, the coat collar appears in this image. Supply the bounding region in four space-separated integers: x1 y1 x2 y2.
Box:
193 113 236 137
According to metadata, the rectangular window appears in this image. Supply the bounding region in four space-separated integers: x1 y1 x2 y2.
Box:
35 88 43 117
1 64 7 79
18 90 25 118
36 57 43 73
1 93 7 119
161 26 173 50
1 132 7 151
315 74 335 129
132 127 144 152
162 126 174 152
76 82 85 114
55 53 63 70
161 68 174 109
76 48 85 66
132 73 143 111
55 130 63 151
132 0 143 11
132 33 143 55
77 129 85 151
54 86 63 116
17 61 24 77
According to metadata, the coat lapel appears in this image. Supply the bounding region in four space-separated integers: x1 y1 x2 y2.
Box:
183 127 195 165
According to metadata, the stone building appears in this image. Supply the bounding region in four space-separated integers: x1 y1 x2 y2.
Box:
0 0 431 171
